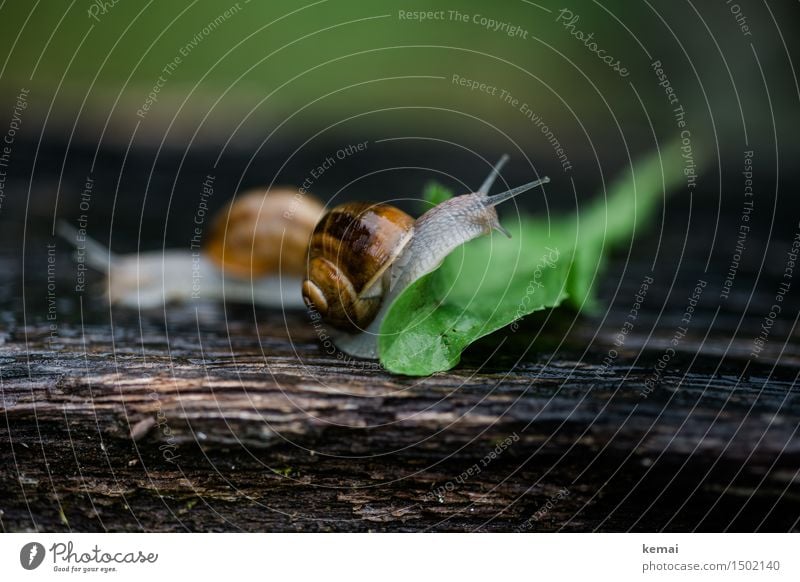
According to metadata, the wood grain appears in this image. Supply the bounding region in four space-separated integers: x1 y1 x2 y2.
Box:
1 236 799 532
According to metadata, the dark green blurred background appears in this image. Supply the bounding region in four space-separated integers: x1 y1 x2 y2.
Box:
0 0 797 247
3 0 797 147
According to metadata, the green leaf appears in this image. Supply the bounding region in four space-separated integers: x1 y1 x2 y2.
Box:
421 181 454 208
379 144 690 375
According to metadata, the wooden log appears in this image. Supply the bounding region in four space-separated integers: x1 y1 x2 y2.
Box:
2 215 800 532
2 277 799 532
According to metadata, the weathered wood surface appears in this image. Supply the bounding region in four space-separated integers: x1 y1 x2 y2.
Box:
1 227 800 531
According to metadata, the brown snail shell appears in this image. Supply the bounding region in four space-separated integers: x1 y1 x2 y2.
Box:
302 201 415 331
205 187 324 278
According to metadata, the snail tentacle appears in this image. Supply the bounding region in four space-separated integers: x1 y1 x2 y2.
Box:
477 154 509 195
57 221 118 273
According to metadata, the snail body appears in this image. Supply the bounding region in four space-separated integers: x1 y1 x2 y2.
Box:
59 186 324 309
302 156 550 359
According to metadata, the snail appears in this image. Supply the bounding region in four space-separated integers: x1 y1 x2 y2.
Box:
59 156 549 362
301 155 549 359
58 187 325 309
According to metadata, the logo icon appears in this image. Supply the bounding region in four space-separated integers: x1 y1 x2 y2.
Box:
20 542 46 570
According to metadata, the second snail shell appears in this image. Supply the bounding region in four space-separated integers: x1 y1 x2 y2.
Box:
204 187 324 278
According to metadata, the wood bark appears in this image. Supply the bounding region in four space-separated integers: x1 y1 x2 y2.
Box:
1 251 799 532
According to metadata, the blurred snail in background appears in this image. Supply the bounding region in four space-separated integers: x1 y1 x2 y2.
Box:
301 155 549 359
59 186 325 308
205 188 323 279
